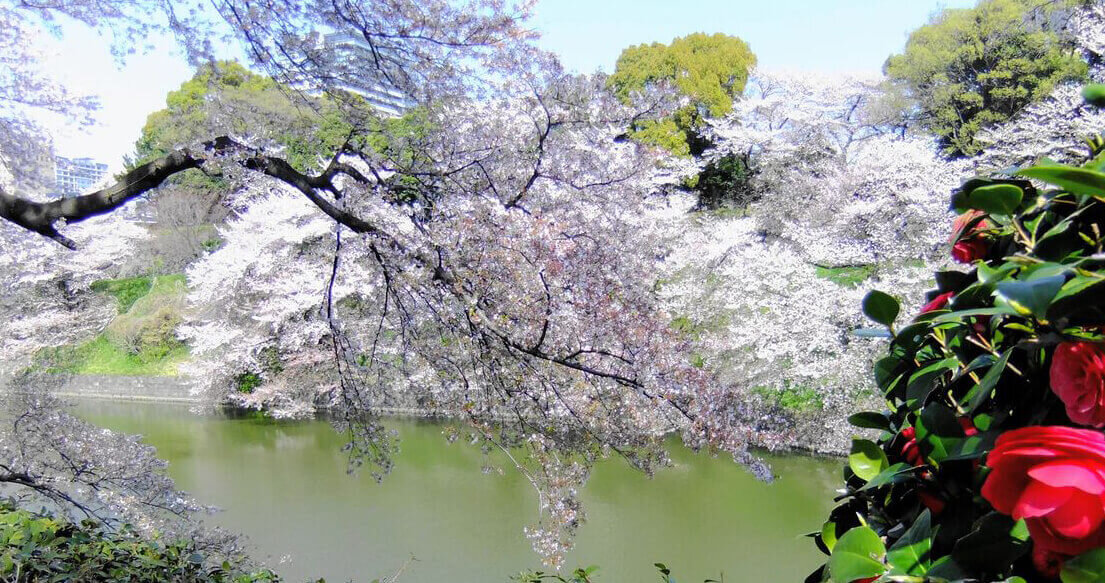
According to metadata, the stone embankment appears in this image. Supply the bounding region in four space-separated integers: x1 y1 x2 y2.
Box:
49 374 199 404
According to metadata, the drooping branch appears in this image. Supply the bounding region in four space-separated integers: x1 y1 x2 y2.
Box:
0 136 380 249
0 147 204 248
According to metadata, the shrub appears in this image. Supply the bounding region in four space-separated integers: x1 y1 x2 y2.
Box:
811 87 1105 582
91 276 155 313
105 276 185 358
692 153 757 210
0 501 283 582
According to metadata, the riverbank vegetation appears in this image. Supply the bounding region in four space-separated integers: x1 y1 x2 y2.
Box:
0 501 283 582
36 275 189 376
2 0 1105 579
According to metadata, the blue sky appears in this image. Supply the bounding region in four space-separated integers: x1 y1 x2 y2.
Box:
44 0 976 167
533 0 976 74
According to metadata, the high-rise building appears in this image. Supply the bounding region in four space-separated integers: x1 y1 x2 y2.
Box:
322 33 413 117
54 156 108 197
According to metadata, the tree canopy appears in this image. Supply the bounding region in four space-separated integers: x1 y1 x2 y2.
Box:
608 33 756 156
0 0 760 566
885 0 1088 157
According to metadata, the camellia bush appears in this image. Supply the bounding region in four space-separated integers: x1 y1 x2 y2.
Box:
811 86 1105 582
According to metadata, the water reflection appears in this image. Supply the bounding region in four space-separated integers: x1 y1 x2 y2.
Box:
73 400 839 583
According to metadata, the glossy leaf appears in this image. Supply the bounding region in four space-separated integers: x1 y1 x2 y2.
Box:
828 526 886 583
994 275 1066 318
1083 84 1105 108
857 463 913 492
848 439 889 482
1016 166 1105 197
821 521 838 553
888 510 934 576
1049 276 1105 326
1062 548 1105 583
848 412 891 431
951 513 1029 573
958 183 1023 215
964 349 1012 413
864 290 900 329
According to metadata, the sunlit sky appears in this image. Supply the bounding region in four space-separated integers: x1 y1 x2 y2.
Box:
41 0 976 168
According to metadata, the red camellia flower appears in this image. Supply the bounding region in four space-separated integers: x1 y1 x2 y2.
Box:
919 291 954 314
950 210 990 264
982 426 1105 555
900 426 924 466
1032 546 1068 581
951 238 989 263
1051 342 1105 427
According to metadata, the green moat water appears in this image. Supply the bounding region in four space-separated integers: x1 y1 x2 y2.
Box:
74 400 839 583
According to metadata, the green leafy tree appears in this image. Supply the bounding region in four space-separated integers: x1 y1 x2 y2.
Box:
885 0 1088 157
609 32 756 156
133 60 356 175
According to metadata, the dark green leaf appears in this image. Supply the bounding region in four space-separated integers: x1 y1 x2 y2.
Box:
964 349 1012 413
958 183 1023 215
1083 84 1105 108
864 290 900 329
930 307 1014 324
913 416 948 463
925 556 967 581
920 403 961 437
906 358 958 408
994 275 1066 318
1062 548 1105 583
874 355 904 389
942 431 997 461
951 513 1029 573
848 412 891 431
888 510 934 576
1049 276 1105 326
935 270 976 292
893 322 931 352
857 463 914 492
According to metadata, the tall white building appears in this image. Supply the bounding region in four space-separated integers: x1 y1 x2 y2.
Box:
322 33 413 117
54 156 108 197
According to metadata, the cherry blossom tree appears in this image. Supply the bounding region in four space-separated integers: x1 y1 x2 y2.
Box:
0 0 769 565
659 72 977 451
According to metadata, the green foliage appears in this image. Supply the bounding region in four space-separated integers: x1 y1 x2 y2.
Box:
235 372 262 394
91 276 156 313
609 33 756 156
752 382 825 414
131 60 357 184
134 60 433 179
885 0 1088 157
828 526 886 582
233 346 283 394
812 90 1105 582
669 311 731 342
43 275 189 376
693 153 757 210
0 501 282 582
861 289 900 330
814 264 876 288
